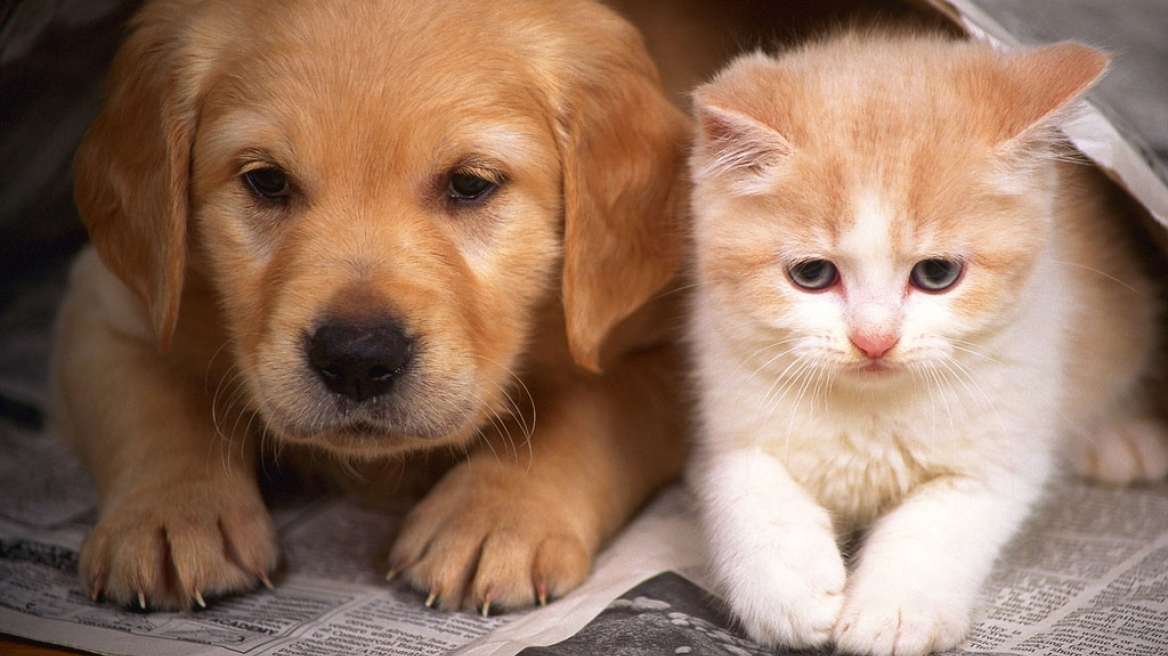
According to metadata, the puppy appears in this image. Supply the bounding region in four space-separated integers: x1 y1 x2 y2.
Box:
53 0 689 614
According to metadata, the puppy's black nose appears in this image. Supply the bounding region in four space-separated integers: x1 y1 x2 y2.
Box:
307 317 414 403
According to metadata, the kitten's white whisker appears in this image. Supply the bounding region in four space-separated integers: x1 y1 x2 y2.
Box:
779 358 822 462
948 340 999 365
1050 259 1148 297
936 356 1007 445
917 364 957 446
744 345 806 441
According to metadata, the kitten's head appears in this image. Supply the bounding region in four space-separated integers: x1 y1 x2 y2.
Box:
689 32 1107 384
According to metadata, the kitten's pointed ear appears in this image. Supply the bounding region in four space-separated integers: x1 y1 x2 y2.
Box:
997 42 1109 145
691 56 792 192
692 103 792 182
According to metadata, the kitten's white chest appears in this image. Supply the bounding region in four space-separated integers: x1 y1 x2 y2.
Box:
775 405 939 529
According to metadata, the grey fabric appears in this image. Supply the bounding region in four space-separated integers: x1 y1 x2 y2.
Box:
0 0 142 427
972 0 1168 169
0 0 140 279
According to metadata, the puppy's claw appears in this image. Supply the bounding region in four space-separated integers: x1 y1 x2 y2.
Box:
193 590 207 609
86 575 104 603
137 591 147 610
536 579 549 607
424 590 438 608
258 571 274 590
481 593 493 618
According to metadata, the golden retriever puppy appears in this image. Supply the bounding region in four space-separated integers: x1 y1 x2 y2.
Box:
53 0 689 614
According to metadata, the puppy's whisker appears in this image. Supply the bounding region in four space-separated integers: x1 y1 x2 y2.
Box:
476 355 536 425
335 454 370 485
473 355 536 469
477 418 505 465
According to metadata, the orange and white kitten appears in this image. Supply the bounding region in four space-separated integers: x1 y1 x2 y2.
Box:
687 31 1168 656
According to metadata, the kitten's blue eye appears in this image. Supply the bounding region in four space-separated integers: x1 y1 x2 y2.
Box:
911 258 963 292
788 259 838 291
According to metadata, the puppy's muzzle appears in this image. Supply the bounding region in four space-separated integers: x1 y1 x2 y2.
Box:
307 315 414 403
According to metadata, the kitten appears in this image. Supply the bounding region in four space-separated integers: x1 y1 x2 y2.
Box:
686 31 1168 656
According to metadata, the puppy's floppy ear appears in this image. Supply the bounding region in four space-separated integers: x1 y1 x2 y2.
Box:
73 3 209 350
553 7 690 373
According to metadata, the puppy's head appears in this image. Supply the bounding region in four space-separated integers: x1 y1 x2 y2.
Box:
75 0 687 457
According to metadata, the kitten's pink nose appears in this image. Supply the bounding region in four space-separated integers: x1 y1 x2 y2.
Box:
851 332 899 359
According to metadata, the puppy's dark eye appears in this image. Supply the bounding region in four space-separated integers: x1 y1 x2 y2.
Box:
448 170 497 202
910 257 963 292
242 166 292 202
788 259 838 291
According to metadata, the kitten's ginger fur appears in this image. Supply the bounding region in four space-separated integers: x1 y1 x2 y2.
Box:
687 31 1168 656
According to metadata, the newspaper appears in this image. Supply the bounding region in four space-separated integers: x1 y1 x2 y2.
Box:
0 424 702 656
4 419 1168 656
4 0 1168 655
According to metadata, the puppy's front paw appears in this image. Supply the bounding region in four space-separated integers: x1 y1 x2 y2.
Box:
388 463 591 614
833 573 970 656
721 528 845 650
81 480 279 611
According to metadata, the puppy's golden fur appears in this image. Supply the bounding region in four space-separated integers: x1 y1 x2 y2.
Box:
53 0 689 613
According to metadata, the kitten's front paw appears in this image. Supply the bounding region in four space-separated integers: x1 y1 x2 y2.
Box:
833 577 969 656
720 529 846 649
1074 418 1168 484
